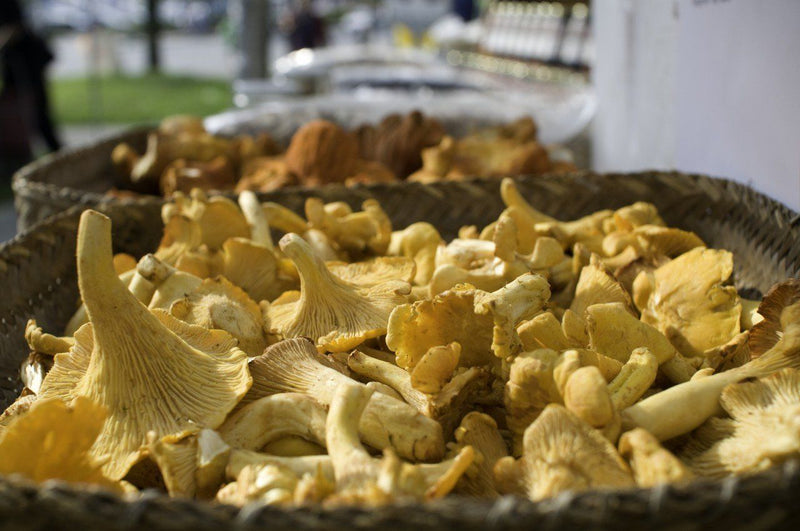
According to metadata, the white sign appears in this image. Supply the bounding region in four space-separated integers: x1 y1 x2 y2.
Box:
674 0 800 211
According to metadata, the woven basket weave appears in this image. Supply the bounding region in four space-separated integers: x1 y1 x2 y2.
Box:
1 172 799 530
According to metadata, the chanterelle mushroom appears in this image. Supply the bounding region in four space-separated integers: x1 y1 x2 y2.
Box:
37 210 251 480
679 368 800 478
636 247 741 357
266 234 410 352
0 397 122 492
324 383 473 505
449 412 509 498
618 428 693 487
494 404 634 501
622 287 800 441
245 338 444 461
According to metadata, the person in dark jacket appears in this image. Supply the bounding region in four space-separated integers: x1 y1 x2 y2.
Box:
286 0 326 51
0 0 62 182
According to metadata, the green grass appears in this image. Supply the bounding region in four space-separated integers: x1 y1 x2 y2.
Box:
51 74 232 125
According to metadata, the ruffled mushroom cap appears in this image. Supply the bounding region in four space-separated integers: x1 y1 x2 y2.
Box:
169 277 268 358
154 214 204 266
518 311 580 352
262 202 309 235
37 210 251 480
266 234 410 352
632 225 705 258
386 285 494 371
504 349 563 440
327 256 416 287
448 412 508 498
637 247 741 357
494 404 633 501
218 393 328 451
749 279 800 357
165 190 250 251
306 198 392 258
610 202 664 232
619 428 693 487
679 368 800 478
474 273 551 360
0 397 122 492
409 342 462 394
245 338 445 461
235 156 297 193
570 257 635 321
215 237 297 303
387 222 443 286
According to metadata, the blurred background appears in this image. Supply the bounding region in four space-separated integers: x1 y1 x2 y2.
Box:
1 1 798 241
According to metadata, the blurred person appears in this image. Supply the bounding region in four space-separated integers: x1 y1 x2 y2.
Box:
0 0 62 183
284 0 326 51
453 0 476 22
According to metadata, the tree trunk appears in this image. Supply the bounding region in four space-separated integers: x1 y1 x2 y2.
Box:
238 0 269 79
146 0 161 73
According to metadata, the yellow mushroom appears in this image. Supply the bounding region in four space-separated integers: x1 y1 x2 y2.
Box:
37 210 251 480
245 338 444 461
266 233 410 352
618 428 693 487
494 404 634 501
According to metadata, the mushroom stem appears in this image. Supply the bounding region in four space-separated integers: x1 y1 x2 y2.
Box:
326 384 376 490
227 449 333 481
248 339 445 461
218 394 327 451
623 302 800 440
347 350 428 412
238 191 274 250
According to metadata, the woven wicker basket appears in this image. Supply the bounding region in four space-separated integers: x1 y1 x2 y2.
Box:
1 172 799 530
11 97 588 233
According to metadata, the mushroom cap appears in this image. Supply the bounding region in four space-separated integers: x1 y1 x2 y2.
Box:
680 368 800 478
327 256 416 287
169 276 268 358
0 397 121 492
749 279 800 357
639 247 741 357
515 404 634 500
450 412 509 497
387 222 443 286
386 285 494 371
570 258 635 321
285 120 359 184
267 233 410 352
586 302 678 364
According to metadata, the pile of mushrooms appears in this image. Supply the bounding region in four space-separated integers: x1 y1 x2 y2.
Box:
111 113 575 197
1 179 799 507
